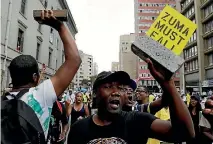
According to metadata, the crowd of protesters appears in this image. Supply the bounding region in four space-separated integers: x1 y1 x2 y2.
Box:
1 10 213 144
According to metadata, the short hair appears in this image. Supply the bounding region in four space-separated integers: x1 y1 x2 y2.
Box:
137 86 149 93
75 91 82 96
8 55 39 87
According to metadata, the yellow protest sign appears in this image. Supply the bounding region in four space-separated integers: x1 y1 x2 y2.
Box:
146 5 197 55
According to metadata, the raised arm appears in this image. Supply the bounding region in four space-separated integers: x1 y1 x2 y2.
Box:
145 59 195 143
148 97 164 115
66 104 73 117
39 10 81 97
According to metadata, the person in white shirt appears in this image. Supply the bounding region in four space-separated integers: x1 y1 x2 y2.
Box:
6 10 81 140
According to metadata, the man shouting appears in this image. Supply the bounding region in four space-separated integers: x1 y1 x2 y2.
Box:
68 59 195 144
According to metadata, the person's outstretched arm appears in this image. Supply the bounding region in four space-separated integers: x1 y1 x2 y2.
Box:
146 59 195 142
39 10 81 97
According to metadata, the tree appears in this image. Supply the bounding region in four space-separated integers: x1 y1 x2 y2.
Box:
90 75 97 85
81 79 90 85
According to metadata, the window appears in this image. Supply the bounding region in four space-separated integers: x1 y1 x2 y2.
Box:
38 24 42 32
48 48 53 67
148 80 152 86
208 54 213 66
184 50 187 59
204 20 213 33
185 63 189 72
17 28 24 52
194 46 198 55
192 60 195 70
36 43 40 60
193 32 196 41
153 80 156 85
49 28 54 43
189 61 192 71
207 37 212 49
191 47 194 56
204 3 213 18
20 0 27 15
144 80 147 85
189 48 192 57
195 59 198 69
56 39 59 50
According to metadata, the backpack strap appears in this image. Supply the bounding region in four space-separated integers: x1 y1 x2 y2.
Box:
2 89 29 100
14 89 30 99
56 101 63 114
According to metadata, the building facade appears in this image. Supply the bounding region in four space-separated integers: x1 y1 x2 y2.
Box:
119 34 137 79
134 0 178 91
72 50 94 88
111 62 120 72
1 0 78 92
82 53 93 80
177 0 213 94
93 62 98 76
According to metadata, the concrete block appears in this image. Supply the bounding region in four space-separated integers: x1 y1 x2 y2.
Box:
131 35 184 79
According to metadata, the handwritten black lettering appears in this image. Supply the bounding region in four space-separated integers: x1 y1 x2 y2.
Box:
170 31 178 40
154 21 165 32
174 21 185 33
168 16 177 26
177 35 185 45
150 31 158 38
182 28 189 37
157 37 163 43
170 45 175 50
163 40 168 46
163 26 172 36
161 12 170 22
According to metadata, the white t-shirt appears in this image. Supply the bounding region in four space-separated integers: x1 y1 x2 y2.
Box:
7 79 57 139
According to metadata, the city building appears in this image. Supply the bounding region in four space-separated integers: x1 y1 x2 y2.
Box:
134 0 180 92
72 50 94 88
119 34 138 79
177 0 213 94
82 53 93 80
1 0 78 92
111 62 120 72
93 62 98 76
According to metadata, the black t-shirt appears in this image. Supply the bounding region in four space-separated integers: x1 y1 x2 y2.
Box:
68 111 156 144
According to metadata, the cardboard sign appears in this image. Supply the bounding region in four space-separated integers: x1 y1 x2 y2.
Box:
146 5 197 55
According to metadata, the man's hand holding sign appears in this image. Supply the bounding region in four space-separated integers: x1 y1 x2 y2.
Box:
131 5 198 142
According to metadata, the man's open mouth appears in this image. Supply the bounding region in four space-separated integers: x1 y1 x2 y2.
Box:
109 99 120 109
